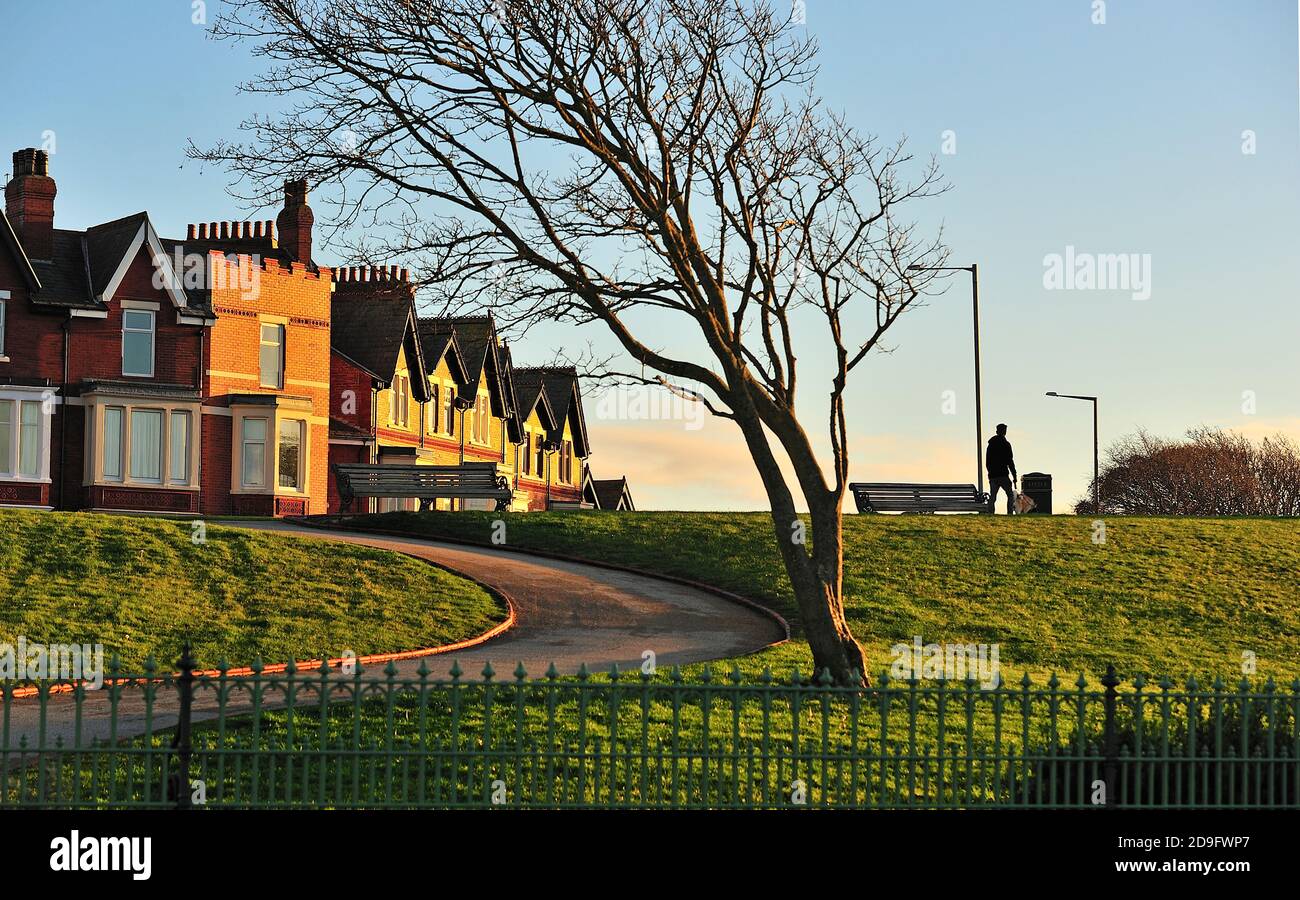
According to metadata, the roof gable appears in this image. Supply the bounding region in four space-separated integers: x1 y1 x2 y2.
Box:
510 367 559 432
592 476 634 511
332 286 430 399
415 319 469 385
86 213 190 311
516 366 589 456
420 314 515 424
0 210 41 291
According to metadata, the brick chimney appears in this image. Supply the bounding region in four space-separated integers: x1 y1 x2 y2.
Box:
276 179 314 264
5 149 56 260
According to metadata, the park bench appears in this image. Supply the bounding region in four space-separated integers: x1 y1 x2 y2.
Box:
332 462 514 512
848 482 990 514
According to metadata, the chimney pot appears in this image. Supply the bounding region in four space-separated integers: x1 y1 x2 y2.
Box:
11 148 49 177
283 179 309 207
187 224 196 240
5 147 57 259
276 181 313 263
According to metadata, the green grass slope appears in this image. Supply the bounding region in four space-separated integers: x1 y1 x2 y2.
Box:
364 510 1300 682
0 510 506 670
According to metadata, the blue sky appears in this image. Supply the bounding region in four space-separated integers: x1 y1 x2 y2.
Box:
3 0 1297 510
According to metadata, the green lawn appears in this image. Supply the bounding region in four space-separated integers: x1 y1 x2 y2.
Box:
0 509 506 670
361 510 1300 683
9 508 1297 809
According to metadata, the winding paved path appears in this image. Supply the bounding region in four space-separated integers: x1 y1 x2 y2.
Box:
3 521 785 748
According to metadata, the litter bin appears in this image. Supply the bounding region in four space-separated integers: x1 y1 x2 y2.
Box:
1020 472 1052 515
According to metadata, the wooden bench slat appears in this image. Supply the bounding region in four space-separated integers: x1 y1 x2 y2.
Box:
848 481 990 515
333 462 514 512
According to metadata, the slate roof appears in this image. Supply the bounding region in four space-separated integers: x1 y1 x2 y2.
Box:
421 315 496 394
27 230 100 311
512 366 590 456
77 379 203 400
414 318 468 385
419 315 514 422
331 283 429 400
1 210 214 317
0 210 40 292
85 213 149 298
591 477 635 511
509 367 557 431
329 416 373 440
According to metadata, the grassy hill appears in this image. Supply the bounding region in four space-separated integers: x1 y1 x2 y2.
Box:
0 509 506 670
364 510 1300 682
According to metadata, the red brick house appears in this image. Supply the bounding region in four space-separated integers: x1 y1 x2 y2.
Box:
1 147 622 518
0 150 332 514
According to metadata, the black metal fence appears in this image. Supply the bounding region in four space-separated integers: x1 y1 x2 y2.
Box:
3 651 1297 809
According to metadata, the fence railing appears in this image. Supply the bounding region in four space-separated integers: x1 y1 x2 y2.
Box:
3 650 1297 809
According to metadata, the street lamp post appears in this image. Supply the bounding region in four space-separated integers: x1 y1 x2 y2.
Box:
909 264 983 495
1046 392 1099 512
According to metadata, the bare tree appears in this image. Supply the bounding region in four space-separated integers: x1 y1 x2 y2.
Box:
194 0 949 684
1077 428 1300 517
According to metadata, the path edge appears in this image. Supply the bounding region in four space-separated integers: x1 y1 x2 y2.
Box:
291 515 793 646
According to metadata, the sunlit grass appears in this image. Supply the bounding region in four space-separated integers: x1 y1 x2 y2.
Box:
0 509 507 669
363 510 1300 683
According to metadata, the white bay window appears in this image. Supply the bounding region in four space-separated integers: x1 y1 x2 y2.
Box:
82 392 200 490
0 387 56 484
230 397 313 498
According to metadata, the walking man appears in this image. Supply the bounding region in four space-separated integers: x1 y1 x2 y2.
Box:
986 423 1018 514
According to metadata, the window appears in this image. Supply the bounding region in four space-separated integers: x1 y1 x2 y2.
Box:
278 419 304 490
241 417 268 487
0 299 7 357
560 440 573 484
169 411 191 484
18 401 39 477
444 387 456 435
122 310 155 377
535 436 545 477
0 401 11 475
128 409 163 483
427 385 440 434
260 323 285 389
391 375 410 427
472 395 489 444
521 432 531 475
103 407 124 481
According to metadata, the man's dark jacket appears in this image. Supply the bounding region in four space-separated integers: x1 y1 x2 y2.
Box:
986 435 1016 480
